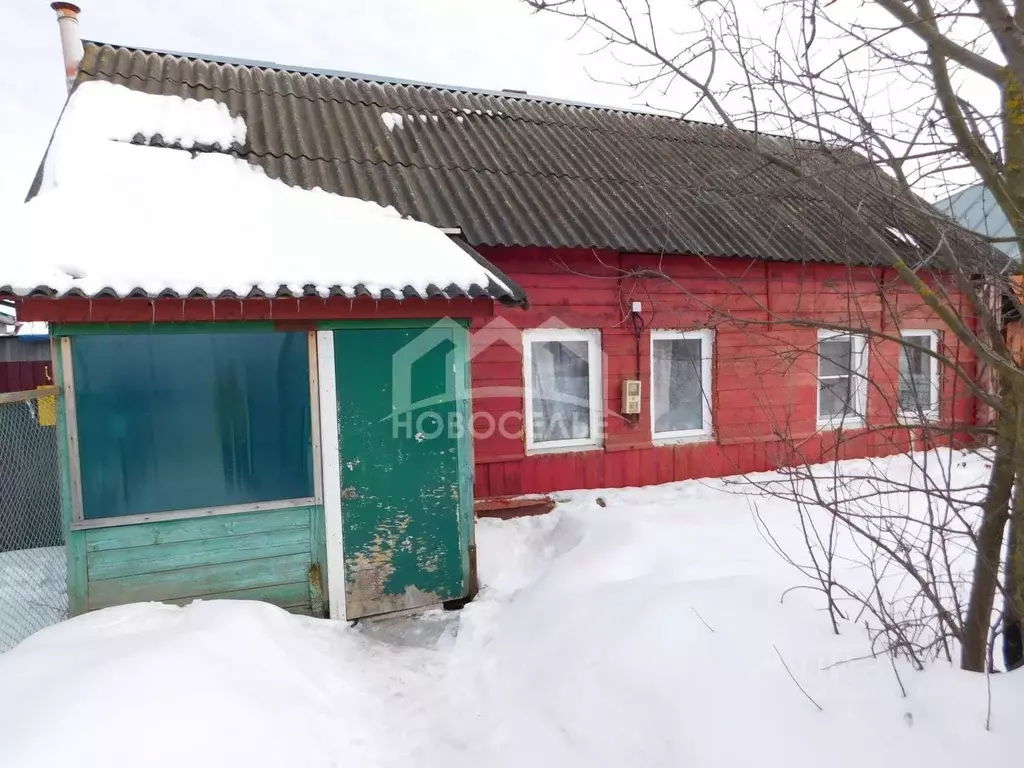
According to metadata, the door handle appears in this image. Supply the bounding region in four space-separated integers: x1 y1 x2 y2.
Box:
341 487 358 500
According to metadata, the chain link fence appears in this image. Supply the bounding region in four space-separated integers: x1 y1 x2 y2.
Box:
0 389 66 652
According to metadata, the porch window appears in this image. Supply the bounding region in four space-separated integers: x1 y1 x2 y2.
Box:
817 331 868 427
898 330 940 420
71 331 314 519
651 329 713 440
523 329 602 451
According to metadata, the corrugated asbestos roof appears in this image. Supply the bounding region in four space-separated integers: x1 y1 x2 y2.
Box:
2 277 523 304
29 41 993 269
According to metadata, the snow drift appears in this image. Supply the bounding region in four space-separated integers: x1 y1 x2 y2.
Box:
0 451 1020 767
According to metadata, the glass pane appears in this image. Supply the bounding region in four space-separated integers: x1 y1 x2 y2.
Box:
73 332 313 519
530 339 591 442
818 339 853 378
819 377 853 419
899 336 933 412
653 338 704 433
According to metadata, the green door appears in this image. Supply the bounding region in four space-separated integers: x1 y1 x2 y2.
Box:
334 324 471 619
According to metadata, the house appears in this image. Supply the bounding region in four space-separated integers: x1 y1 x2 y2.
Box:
4 6 992 618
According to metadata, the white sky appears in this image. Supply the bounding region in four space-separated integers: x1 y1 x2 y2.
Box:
0 0 635 207
0 0 993 210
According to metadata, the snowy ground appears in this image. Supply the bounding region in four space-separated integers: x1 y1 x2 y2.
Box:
0 546 65 652
0 450 1020 767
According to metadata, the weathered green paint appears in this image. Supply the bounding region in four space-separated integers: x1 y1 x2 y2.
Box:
83 507 310 551
334 324 470 618
54 342 88 616
158 581 312 610
308 504 328 616
75 505 319 613
455 326 475 584
86 528 312 581
51 322 277 337
309 564 325 617
88 554 311 609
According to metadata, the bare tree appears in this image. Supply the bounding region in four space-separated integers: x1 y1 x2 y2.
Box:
524 0 1024 672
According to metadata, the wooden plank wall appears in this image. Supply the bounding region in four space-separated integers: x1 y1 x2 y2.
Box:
74 506 322 614
470 246 978 497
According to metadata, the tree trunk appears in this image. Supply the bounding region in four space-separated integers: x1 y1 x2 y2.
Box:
962 384 1017 672
1003 497 1024 670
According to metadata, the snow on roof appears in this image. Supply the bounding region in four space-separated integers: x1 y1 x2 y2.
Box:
380 111 404 132
6 82 522 305
885 225 919 249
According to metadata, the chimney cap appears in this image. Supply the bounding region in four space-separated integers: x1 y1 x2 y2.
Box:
50 2 81 13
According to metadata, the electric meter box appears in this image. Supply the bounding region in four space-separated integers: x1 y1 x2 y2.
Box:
621 379 642 415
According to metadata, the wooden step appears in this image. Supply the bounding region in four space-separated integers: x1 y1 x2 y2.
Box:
474 495 556 519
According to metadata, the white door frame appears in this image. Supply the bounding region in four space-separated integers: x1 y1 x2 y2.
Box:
315 330 346 620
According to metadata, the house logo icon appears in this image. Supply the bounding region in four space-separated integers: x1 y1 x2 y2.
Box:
389 315 599 441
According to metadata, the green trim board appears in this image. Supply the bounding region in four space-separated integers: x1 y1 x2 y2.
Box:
54 339 87 616
453 324 475 582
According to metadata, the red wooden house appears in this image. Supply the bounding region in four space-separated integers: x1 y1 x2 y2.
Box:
16 39 987 502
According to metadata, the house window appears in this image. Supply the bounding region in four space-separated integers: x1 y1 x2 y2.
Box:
523 329 602 451
71 331 314 519
651 329 713 440
898 330 940 419
817 331 868 427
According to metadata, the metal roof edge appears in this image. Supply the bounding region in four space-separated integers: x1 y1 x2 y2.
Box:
80 38 829 148
80 38 667 115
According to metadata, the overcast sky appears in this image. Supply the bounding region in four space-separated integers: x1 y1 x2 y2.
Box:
0 0 637 207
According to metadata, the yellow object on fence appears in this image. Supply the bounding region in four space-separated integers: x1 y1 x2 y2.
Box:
35 387 57 427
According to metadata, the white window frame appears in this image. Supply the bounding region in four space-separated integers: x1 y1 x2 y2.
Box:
523 328 603 453
650 329 714 442
898 330 940 422
816 330 869 429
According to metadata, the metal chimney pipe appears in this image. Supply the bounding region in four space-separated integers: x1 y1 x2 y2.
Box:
50 2 83 93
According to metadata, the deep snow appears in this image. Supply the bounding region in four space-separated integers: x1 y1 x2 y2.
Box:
0 449 1019 767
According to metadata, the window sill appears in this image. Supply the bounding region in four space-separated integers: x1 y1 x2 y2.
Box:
897 412 939 425
816 418 866 432
525 442 604 457
70 497 316 531
653 431 714 446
